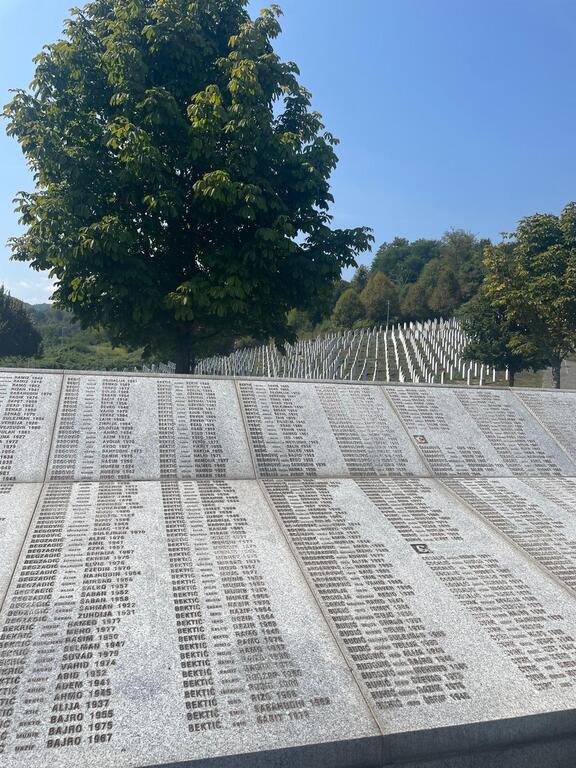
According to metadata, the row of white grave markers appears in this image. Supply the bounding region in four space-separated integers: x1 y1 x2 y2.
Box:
140 361 177 374
188 318 503 385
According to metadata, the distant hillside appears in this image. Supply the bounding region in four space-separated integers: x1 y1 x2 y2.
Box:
0 298 144 371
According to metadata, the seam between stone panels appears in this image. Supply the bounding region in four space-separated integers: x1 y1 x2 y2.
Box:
233 379 259 480
376 383 576 482
6 471 576 486
436 476 576 602
376 384 438 479
0 373 66 616
42 371 66 483
0 483 45 617
256 477 386 744
508 388 576 468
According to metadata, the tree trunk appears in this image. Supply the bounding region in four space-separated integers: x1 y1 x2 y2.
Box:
551 355 562 389
508 369 515 387
174 346 195 375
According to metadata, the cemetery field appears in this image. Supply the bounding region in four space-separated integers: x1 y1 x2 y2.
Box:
194 318 513 387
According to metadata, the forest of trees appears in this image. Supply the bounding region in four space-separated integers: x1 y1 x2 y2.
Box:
0 297 145 370
287 228 488 336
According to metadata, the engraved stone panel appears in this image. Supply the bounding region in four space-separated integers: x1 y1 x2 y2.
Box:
0 373 61 482
386 386 576 476
239 380 427 478
445 478 576 589
515 390 576 462
46 375 254 481
0 483 41 605
263 477 576 760
0 479 378 768
6 371 576 767
444 477 576 592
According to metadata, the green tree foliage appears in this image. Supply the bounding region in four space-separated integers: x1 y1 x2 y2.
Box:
413 259 461 318
360 272 399 324
286 308 313 336
5 0 371 372
459 290 545 386
371 237 441 287
332 289 365 328
427 265 461 316
440 229 487 301
0 286 42 358
370 231 485 322
350 265 369 293
483 204 576 388
0 299 149 371
401 282 428 321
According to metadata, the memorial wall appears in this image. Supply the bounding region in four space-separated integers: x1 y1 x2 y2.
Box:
2 370 576 768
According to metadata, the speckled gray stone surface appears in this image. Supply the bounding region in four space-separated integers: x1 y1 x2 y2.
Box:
443 476 576 593
0 482 41 604
0 479 379 768
238 380 427 477
385 385 576 476
263 476 576 761
45 375 254 481
0 372 62 482
4 372 576 768
513 388 576 462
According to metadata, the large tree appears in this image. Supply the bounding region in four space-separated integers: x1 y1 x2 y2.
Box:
332 288 365 328
5 1 371 372
483 204 576 388
401 282 428 321
459 290 545 387
427 265 461 317
360 272 399 324
439 229 487 301
0 287 42 358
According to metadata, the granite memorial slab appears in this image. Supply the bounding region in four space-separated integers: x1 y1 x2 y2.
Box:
238 380 427 478
0 372 62 482
0 482 42 605
0 478 379 768
385 385 576 476
46 375 254 482
444 477 576 593
263 476 576 763
4 372 576 767
514 389 576 462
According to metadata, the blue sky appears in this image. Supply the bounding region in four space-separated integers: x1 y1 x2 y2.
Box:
1 0 576 303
